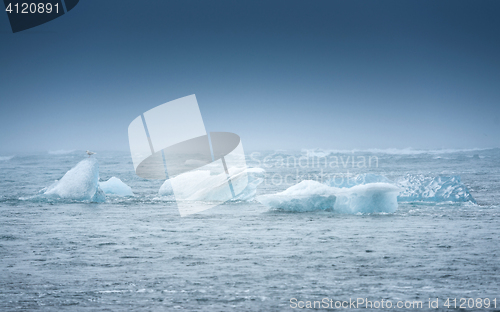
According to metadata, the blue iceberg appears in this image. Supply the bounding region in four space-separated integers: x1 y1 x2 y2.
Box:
327 173 476 203
334 183 400 214
232 168 265 201
396 174 476 203
42 158 105 202
257 180 400 214
257 180 337 212
99 177 134 197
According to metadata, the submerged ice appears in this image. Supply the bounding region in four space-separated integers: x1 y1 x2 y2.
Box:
43 158 105 202
257 180 400 214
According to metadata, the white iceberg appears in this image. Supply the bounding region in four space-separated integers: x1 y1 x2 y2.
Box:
257 180 400 214
257 180 336 212
43 158 105 202
159 167 265 201
396 174 475 203
99 177 134 197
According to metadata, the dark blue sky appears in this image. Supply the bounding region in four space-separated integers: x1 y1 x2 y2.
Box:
1 0 499 152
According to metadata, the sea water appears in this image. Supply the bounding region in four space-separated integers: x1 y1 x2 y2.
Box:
0 149 499 311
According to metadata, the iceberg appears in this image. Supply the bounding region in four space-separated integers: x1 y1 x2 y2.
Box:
396 174 476 203
99 177 134 197
159 167 265 201
43 158 105 202
158 170 211 198
232 168 265 201
257 180 336 212
325 173 476 203
257 180 400 214
333 183 400 214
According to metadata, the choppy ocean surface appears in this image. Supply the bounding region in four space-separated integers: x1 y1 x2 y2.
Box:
1 149 499 311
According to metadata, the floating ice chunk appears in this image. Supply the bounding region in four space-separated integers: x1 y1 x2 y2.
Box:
43 158 105 202
258 180 336 212
159 170 209 198
158 180 174 196
325 173 475 203
232 168 265 201
396 174 475 203
99 177 134 197
158 167 265 201
257 180 400 214
333 183 400 214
